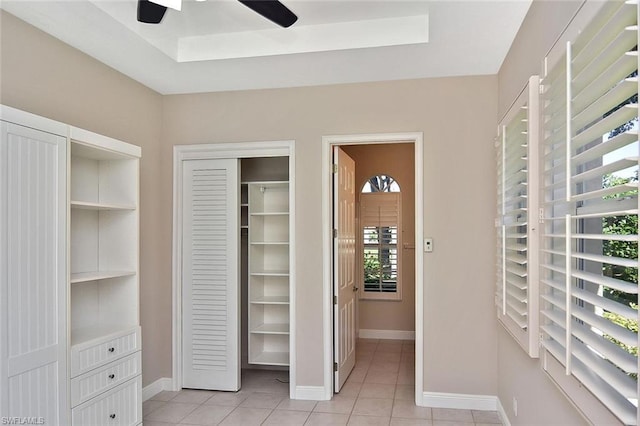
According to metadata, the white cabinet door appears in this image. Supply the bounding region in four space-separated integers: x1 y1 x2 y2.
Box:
182 159 240 391
333 147 356 392
0 122 68 424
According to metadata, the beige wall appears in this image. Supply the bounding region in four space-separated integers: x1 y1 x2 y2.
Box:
162 75 499 393
2 10 499 397
341 143 415 333
496 1 586 424
0 10 170 386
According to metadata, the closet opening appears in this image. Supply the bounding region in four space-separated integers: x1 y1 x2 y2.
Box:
172 141 296 398
240 157 291 392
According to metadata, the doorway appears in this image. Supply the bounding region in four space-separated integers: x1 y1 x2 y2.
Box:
322 133 424 403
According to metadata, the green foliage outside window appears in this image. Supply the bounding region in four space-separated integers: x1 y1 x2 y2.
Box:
601 172 638 377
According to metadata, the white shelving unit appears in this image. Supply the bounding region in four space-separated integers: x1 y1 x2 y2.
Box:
68 128 142 423
0 106 142 424
248 181 290 366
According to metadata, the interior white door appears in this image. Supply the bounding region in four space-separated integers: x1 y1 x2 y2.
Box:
0 122 68 424
182 158 240 391
333 146 357 392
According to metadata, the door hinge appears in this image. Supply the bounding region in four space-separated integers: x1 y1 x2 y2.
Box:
332 164 338 174
333 229 337 238
538 208 545 223
334 362 338 372
334 295 337 305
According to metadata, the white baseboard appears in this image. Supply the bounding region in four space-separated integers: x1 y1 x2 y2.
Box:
358 329 415 340
420 391 498 411
496 397 512 426
294 386 329 401
142 377 173 402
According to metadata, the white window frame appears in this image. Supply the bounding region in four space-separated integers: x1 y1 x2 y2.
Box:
538 1 639 424
496 75 541 358
359 191 402 301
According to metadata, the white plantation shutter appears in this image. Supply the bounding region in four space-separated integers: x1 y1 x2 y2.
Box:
496 76 540 357
360 192 401 299
540 1 639 423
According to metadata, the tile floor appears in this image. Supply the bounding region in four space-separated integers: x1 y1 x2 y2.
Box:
144 339 503 426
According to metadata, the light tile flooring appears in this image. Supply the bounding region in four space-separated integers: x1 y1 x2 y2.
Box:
144 339 503 426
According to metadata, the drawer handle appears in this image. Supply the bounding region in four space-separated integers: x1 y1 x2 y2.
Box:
108 373 116 380
109 414 116 419
108 347 115 353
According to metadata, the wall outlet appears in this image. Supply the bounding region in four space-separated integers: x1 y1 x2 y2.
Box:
512 397 518 417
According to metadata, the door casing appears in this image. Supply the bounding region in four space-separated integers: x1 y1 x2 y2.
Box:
321 133 424 403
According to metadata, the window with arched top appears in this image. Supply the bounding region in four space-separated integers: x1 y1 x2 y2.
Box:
361 175 400 193
360 174 401 300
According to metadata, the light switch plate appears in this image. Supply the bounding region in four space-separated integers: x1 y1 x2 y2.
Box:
424 238 433 252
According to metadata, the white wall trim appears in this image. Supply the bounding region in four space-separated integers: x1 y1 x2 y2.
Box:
142 377 173 402
358 329 415 340
172 140 296 395
496 397 512 426
0 104 67 137
421 392 498 411
294 386 327 401
321 132 424 403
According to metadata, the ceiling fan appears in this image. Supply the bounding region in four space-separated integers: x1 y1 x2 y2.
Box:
137 0 298 28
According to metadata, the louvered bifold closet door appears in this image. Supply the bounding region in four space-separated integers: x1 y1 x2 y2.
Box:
182 158 240 391
540 1 639 423
496 76 540 357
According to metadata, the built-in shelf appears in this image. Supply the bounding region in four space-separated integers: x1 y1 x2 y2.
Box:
250 296 289 305
250 323 289 335
70 200 136 211
250 212 289 216
250 351 289 366
250 241 289 245
248 181 290 366
70 270 136 284
68 131 141 414
241 203 249 207
241 225 249 229
250 270 289 277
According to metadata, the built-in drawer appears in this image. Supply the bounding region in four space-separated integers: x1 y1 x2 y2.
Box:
71 326 141 377
71 351 141 407
72 375 141 426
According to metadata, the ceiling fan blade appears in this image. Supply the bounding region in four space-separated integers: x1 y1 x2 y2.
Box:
149 0 181 11
237 0 298 28
137 0 167 24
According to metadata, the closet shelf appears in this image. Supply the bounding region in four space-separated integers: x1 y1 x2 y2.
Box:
250 296 289 305
250 270 289 277
250 241 289 245
70 200 136 211
70 270 136 284
250 212 289 216
250 351 289 366
250 323 289 335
